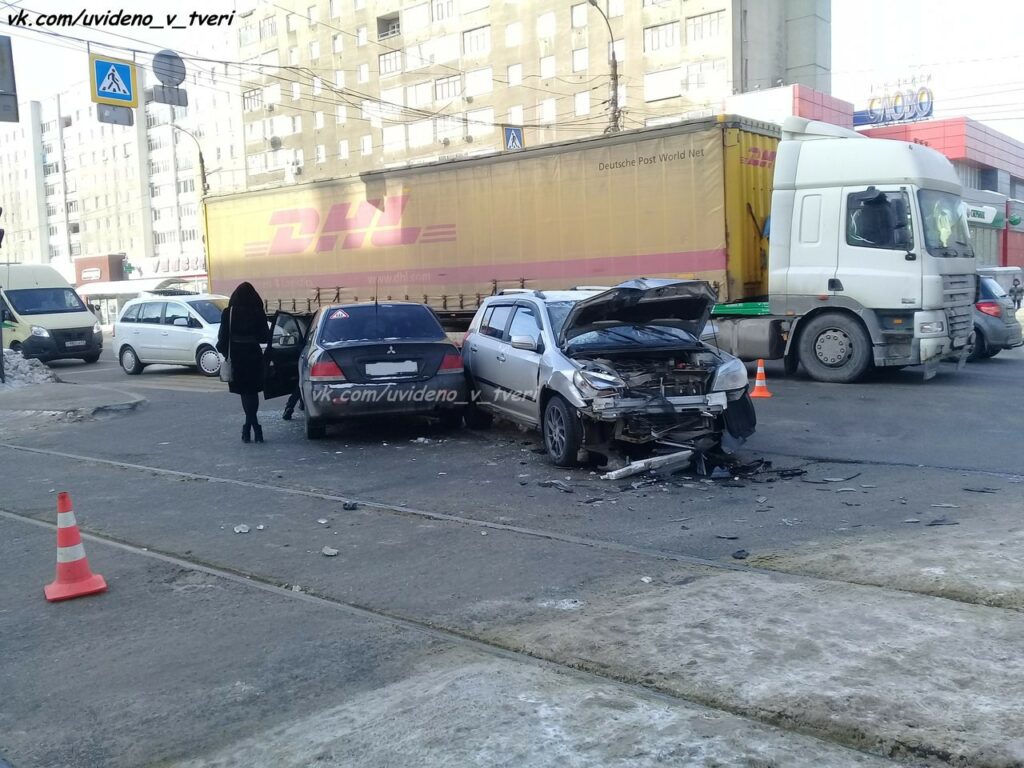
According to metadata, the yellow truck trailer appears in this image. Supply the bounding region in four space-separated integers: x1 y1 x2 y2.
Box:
204 115 776 316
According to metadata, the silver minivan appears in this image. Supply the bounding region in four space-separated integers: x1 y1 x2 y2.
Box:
462 279 756 467
114 293 228 376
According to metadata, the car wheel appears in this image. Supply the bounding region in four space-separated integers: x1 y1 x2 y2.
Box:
10 341 23 356
119 346 144 375
798 313 872 383
305 411 327 440
82 353 101 364
543 394 582 467
196 345 221 377
968 328 987 362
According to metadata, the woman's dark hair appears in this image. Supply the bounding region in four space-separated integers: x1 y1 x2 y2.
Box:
228 282 267 335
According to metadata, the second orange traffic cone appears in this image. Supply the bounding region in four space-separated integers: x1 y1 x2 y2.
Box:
750 359 773 398
44 492 107 602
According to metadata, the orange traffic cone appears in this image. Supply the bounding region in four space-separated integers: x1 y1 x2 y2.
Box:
44 492 107 602
750 359 773 398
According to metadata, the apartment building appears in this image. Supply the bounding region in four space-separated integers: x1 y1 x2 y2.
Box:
237 0 830 186
0 56 245 276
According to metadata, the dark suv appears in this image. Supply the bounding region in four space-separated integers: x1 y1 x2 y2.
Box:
970 276 1023 361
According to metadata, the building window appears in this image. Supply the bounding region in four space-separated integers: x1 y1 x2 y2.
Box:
434 74 462 100
338 139 349 159
540 98 556 124
361 135 373 155
48 225 58 237
378 13 400 39
505 22 521 47
358 63 370 82
407 81 432 108
332 34 343 53
66 200 78 213
242 88 263 111
307 4 318 24
465 67 493 96
571 3 588 28
354 0 365 8
286 13 297 32
432 0 453 21
316 144 326 163
508 105 524 125
463 26 491 56
336 105 348 123
315 111 325 129
288 47 299 65
356 26 367 46
686 58 726 90
312 77 323 95
177 179 196 194
507 63 522 87
644 21 680 52
644 66 682 101
607 0 624 17
686 10 724 42
335 69 346 87
383 124 406 152
572 48 588 72
609 39 625 62
292 82 301 99
540 55 556 79
330 0 341 18
309 40 320 59
259 16 277 39
181 229 199 243
537 12 555 38
380 50 403 75
575 92 590 116
467 107 494 138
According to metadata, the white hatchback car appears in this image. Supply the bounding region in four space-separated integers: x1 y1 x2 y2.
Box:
114 293 229 376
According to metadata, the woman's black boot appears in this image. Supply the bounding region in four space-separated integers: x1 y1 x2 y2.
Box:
242 423 252 443
253 424 264 443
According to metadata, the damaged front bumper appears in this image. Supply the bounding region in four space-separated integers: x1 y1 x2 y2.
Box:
586 391 728 419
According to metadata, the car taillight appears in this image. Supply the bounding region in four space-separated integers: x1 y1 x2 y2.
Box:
976 300 1002 318
310 359 345 380
438 352 464 373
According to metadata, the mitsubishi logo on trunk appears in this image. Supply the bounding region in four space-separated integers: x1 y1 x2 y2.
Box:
386 346 396 355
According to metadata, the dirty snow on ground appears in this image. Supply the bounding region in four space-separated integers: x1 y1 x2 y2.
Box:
176 653 901 768
0 350 58 389
477 567 1024 767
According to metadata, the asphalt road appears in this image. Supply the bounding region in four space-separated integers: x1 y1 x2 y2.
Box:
1 347 1022 767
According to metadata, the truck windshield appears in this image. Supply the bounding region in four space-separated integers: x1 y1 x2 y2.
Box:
4 287 87 316
918 190 974 258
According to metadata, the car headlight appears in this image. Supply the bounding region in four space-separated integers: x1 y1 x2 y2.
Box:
919 321 944 334
30 325 51 338
92 322 102 335
711 356 748 392
573 369 625 398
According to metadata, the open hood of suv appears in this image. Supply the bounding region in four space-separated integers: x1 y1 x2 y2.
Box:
557 279 718 350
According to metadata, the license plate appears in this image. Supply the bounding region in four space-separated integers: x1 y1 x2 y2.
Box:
954 336 968 347
65 340 87 348
365 361 417 376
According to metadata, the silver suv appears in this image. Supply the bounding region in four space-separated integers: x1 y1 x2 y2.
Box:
462 279 756 466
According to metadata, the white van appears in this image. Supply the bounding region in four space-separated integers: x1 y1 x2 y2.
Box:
0 263 103 363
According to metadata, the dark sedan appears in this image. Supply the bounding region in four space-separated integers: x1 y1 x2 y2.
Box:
970 276 1023 361
264 303 467 439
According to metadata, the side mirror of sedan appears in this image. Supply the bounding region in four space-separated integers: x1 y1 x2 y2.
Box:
510 334 538 352
173 317 189 327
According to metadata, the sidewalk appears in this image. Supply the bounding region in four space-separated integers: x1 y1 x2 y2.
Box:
0 382 145 417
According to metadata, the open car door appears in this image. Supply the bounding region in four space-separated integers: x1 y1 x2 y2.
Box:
264 311 310 399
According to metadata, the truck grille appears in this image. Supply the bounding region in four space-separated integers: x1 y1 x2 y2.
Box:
942 274 974 339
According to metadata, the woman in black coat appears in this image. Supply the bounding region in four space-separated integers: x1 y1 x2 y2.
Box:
217 282 271 443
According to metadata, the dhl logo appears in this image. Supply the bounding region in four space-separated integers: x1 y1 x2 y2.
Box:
243 194 456 257
741 147 777 167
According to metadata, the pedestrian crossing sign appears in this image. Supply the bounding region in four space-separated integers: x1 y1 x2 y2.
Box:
503 125 524 151
90 53 137 108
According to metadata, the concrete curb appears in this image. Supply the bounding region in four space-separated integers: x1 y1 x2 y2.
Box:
0 383 147 420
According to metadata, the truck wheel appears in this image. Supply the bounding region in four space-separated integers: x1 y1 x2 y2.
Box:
543 394 582 467
968 327 987 362
82 353 101 364
797 313 872 383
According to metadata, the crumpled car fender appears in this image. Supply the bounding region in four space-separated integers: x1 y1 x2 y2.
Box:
543 367 588 410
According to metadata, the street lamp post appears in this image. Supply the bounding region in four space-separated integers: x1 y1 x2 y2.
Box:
169 123 210 195
587 0 622 133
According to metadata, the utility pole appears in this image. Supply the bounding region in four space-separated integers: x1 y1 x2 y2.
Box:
588 0 621 133
170 123 209 195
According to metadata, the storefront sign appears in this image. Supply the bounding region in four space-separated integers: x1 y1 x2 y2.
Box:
80 267 102 281
854 76 935 127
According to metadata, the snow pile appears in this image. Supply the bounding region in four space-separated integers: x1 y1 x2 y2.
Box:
0 350 59 390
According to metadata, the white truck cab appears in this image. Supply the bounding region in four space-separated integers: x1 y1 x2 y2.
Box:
767 117 975 381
